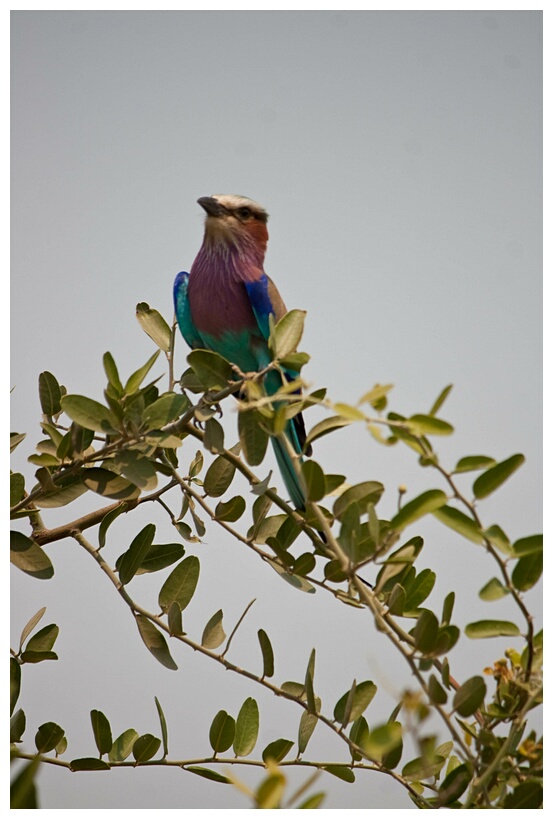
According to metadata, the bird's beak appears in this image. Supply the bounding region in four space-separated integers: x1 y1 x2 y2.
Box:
197 196 223 218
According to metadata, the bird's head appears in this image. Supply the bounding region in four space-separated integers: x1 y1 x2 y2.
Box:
197 194 269 259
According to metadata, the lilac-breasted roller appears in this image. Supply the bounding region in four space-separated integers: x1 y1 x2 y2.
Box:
173 194 310 509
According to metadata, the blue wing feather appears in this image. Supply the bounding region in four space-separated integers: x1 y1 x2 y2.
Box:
173 271 203 349
244 275 274 341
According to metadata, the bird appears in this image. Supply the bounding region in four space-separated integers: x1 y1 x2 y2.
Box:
173 194 310 510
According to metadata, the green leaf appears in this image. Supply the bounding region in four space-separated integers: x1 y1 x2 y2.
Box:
209 710 235 753
407 414 453 436
429 384 453 416
201 609 226 649
293 552 316 576
333 481 384 520
33 476 88 508
429 674 448 704
18 607 46 651
10 708 26 743
301 460 326 502
60 394 118 433
269 309 306 359
10 531 54 580
262 738 294 764
20 650 58 664
465 620 521 639
391 489 447 531
10 472 25 507
158 555 200 613
39 371 62 416
10 432 27 453
187 349 233 390
472 454 525 499
137 542 184 574
258 629 274 678
504 781 543 809
413 609 439 654
438 762 472 806
512 553 542 591
512 534 543 556
136 302 172 352
279 351 310 370
69 758 110 771
26 624 59 653
142 392 190 429
239 408 269 466
35 721 65 753
322 765 355 783
299 792 326 809
118 524 156 585
453 455 496 474
433 506 483 544
167 602 183 636
135 615 178 670
124 350 161 394
215 495 246 522
403 569 436 612
453 676 486 716
304 415 350 450
233 697 259 757
103 351 124 394
10 658 21 716
109 729 139 762
83 468 140 500
204 454 237 497
478 578 509 601
154 697 169 758
364 722 403 762
173 520 199 543
268 560 316 593
186 766 231 784
98 503 127 549
349 715 371 758
203 417 225 453
482 524 512 555
298 711 318 754
333 402 366 421
132 733 161 762
403 755 447 783
333 680 377 725
91 710 112 756
10 757 39 808
440 591 455 626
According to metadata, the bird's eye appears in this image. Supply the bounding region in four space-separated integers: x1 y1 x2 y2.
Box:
237 207 252 219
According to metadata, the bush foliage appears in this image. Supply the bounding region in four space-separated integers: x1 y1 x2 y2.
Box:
10 305 542 809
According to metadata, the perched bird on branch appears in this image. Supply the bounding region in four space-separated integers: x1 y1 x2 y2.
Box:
174 194 310 509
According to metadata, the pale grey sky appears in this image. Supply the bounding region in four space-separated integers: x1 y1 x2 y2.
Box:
11 10 541 810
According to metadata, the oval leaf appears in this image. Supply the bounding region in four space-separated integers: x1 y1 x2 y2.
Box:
118 524 156 585
158 555 200 613
136 303 172 352
61 394 118 433
391 489 447 531
473 454 525 499
270 309 306 359
453 676 486 716
135 615 178 670
233 697 259 757
465 620 521 639
83 468 140 500
333 680 377 724
202 609 226 649
132 733 161 762
209 710 236 753
10 532 54 580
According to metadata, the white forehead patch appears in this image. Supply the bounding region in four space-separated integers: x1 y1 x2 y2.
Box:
212 194 267 216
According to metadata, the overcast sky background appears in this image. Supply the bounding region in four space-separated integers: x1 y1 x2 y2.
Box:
11 10 542 811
